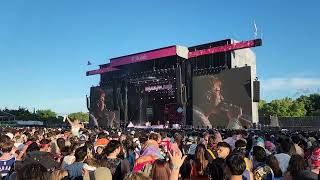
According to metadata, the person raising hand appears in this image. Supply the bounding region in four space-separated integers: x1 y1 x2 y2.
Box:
168 150 187 180
64 115 84 137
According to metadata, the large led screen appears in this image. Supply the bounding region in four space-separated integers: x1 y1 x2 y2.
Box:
88 86 120 129
192 66 252 129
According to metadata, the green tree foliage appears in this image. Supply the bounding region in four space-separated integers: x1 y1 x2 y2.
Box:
3 107 35 120
36 109 57 119
259 100 266 109
259 93 319 118
68 112 89 122
309 94 320 113
296 93 320 115
1 108 61 124
289 100 307 117
265 98 295 117
258 99 268 118
296 95 312 115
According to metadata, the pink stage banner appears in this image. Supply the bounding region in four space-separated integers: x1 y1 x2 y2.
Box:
188 39 261 59
110 46 177 67
132 125 164 129
86 66 119 76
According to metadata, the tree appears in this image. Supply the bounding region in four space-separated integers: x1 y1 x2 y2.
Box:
259 98 306 118
296 93 320 115
258 99 268 117
259 100 266 109
268 98 292 117
3 107 34 120
309 93 320 113
289 100 306 117
68 112 89 122
297 95 312 115
36 109 57 120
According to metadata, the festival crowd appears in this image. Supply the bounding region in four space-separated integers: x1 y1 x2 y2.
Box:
0 120 319 180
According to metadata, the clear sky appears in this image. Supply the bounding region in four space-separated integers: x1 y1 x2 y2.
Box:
1 0 319 115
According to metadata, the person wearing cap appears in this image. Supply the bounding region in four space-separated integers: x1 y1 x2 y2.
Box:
264 141 276 155
95 138 109 158
95 133 109 148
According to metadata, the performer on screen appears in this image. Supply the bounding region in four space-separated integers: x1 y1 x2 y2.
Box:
89 88 119 129
192 76 250 129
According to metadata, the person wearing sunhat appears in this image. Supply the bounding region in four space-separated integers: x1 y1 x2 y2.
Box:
95 132 109 147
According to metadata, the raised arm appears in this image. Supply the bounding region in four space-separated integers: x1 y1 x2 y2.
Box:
169 150 187 180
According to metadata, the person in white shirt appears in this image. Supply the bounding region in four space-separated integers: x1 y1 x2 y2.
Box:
274 137 291 173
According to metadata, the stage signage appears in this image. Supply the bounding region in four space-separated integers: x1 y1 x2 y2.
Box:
188 39 261 58
145 84 173 92
111 46 177 67
86 67 118 76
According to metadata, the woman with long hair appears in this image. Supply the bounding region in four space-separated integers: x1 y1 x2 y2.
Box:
190 144 209 178
150 160 171 180
284 155 306 180
266 154 283 180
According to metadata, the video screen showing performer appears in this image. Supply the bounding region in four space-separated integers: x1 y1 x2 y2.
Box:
192 67 252 129
89 87 120 129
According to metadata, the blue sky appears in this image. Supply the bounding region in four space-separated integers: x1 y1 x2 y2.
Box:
0 0 319 115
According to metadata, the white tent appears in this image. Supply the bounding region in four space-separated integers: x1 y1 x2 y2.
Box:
127 122 134 128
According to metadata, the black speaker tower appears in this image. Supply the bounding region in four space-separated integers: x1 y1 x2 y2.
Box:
253 80 260 102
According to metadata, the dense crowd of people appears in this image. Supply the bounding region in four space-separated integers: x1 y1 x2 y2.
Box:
0 120 319 180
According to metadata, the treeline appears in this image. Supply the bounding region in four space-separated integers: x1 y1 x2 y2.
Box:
2 94 319 122
1 107 89 122
259 93 320 118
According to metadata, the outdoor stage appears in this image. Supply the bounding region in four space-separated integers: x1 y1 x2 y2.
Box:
87 38 262 129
